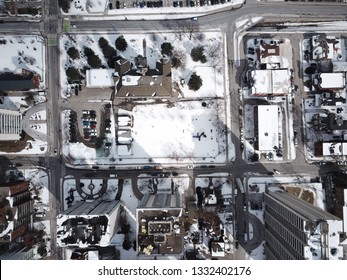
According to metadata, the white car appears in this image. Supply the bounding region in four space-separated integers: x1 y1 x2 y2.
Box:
187 165 193 169
191 17 198 21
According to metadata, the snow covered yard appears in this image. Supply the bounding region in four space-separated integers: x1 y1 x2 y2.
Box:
59 30 231 166
129 100 227 162
0 35 45 88
59 31 225 99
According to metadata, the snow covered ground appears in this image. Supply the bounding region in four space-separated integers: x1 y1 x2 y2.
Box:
0 35 46 89
60 30 232 166
60 31 225 99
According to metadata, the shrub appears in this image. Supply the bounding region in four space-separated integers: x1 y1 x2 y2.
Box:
67 47 80 60
191 46 207 63
115 36 128 52
66 67 81 81
188 72 203 91
87 55 102 68
102 45 116 58
98 37 109 49
171 56 182 68
84 47 95 57
58 0 72 13
161 42 173 56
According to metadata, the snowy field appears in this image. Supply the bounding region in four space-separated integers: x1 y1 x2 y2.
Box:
59 31 225 99
130 100 226 161
0 35 45 88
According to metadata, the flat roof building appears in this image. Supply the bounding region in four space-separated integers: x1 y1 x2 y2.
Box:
86 69 115 88
137 193 184 257
0 70 40 92
319 72 346 89
255 105 279 152
250 69 291 96
264 189 343 260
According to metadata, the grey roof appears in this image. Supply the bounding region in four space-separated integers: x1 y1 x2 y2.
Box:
115 58 172 98
138 193 181 209
0 72 36 92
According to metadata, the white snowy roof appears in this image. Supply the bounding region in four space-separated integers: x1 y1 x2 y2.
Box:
251 69 291 95
117 144 132 156
86 69 115 88
118 115 132 127
319 72 345 89
257 105 279 152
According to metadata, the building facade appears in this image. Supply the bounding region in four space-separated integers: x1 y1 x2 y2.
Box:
0 109 22 141
264 189 343 260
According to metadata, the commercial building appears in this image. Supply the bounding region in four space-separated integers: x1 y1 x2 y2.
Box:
249 69 292 96
86 69 115 88
254 105 279 152
0 109 22 141
56 199 120 248
264 189 343 260
318 72 346 90
136 193 184 257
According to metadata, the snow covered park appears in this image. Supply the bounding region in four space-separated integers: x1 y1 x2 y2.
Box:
59 30 232 166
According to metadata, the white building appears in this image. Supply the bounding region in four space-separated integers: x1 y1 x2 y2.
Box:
0 109 22 141
86 69 115 88
256 105 279 152
250 69 291 96
319 72 346 89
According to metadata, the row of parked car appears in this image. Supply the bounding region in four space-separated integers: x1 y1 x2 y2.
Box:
109 1 163 9
185 0 231 7
109 0 230 9
69 111 78 143
82 110 98 143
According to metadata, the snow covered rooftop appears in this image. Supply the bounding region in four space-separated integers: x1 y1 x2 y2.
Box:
322 142 344 156
319 72 346 89
251 69 291 95
257 105 279 152
86 69 115 88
